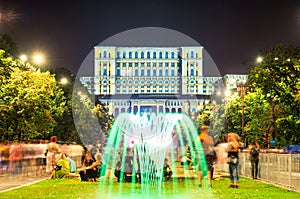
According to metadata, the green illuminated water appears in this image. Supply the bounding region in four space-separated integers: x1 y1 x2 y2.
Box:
97 113 213 198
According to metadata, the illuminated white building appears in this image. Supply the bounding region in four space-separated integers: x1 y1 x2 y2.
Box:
80 45 246 116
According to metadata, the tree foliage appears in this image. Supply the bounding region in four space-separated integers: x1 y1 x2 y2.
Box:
247 44 300 146
0 50 66 141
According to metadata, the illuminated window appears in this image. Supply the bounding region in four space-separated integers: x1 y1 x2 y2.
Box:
153 70 157 76
190 51 194 58
159 52 162 58
159 69 163 76
190 69 194 76
103 69 107 75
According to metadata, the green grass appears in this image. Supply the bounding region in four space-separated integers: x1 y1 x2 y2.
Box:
0 177 299 199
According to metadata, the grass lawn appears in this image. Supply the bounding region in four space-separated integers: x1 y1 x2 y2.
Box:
0 177 299 199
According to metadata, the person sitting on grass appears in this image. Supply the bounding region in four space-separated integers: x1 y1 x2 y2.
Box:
163 158 172 181
51 153 70 179
79 153 101 182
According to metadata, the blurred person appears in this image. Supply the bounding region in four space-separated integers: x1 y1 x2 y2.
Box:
198 126 215 188
226 132 241 188
79 153 99 182
51 153 70 179
248 140 260 179
35 140 47 176
8 141 23 175
46 136 60 174
65 154 77 173
163 158 172 181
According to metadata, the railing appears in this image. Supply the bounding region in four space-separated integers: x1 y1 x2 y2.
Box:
0 144 83 177
215 152 300 191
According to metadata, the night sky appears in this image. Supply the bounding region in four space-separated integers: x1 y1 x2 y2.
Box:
1 0 300 76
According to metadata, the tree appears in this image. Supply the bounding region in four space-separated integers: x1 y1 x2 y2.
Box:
247 44 300 145
50 67 80 143
0 51 66 141
0 34 18 57
72 80 114 145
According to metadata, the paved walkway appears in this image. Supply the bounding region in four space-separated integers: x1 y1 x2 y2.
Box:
0 173 48 193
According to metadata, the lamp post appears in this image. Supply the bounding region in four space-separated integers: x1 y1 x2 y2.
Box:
224 90 231 134
267 93 275 141
237 81 247 145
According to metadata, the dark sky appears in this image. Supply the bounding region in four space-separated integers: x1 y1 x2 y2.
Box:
1 0 300 76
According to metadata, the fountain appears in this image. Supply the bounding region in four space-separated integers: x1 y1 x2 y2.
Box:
97 112 213 198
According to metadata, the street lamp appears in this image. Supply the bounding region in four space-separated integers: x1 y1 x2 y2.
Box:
267 93 276 142
60 77 68 85
33 54 44 65
237 81 248 145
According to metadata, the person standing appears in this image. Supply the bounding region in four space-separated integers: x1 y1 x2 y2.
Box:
46 136 60 175
198 126 215 188
248 140 260 179
226 132 241 188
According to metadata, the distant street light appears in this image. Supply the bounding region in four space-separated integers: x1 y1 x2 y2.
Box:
19 54 28 62
60 77 68 85
256 56 263 63
33 54 44 65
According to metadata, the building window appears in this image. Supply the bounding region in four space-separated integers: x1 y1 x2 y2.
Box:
171 63 175 67
147 69 151 76
159 63 163 67
135 51 138 58
190 69 194 76
159 69 163 76
123 52 126 58
153 52 156 58
190 51 194 58
122 63 126 67
135 69 138 76
147 51 150 58
171 69 175 76
103 69 107 75
117 52 120 58
153 70 157 76
153 63 157 67
116 69 120 76
141 69 144 76
129 63 132 67
159 52 162 58
165 63 169 67
129 52 132 58
165 69 169 76
171 52 175 58
165 52 169 58
141 52 144 58
135 63 138 67
103 51 107 58
196 53 198 58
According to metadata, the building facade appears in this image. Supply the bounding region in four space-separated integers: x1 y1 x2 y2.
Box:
80 45 246 117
